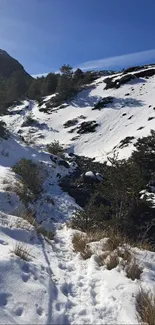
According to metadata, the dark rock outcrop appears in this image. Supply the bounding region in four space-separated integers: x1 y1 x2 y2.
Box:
92 96 114 110
77 121 99 134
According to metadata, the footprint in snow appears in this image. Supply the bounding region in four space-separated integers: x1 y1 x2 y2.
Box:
36 305 43 316
21 263 29 273
0 292 11 306
60 282 75 297
15 306 24 316
0 239 8 245
21 272 30 283
58 262 67 270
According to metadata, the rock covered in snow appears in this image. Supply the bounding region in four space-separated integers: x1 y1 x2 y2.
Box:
82 170 104 184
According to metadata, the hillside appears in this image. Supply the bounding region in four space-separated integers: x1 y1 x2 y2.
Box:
0 62 155 324
0 49 31 79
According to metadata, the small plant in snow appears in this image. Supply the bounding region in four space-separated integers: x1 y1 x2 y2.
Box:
125 258 143 280
72 233 92 259
11 243 30 261
105 252 119 270
46 140 65 158
12 158 43 198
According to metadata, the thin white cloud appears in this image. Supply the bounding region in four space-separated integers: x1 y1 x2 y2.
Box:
32 49 155 77
78 49 155 70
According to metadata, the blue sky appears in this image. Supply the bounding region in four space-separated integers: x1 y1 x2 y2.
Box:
0 0 155 75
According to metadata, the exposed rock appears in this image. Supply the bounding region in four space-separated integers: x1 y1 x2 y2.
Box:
128 115 134 120
122 66 141 74
77 120 99 134
134 68 155 78
64 118 79 128
148 117 155 121
58 159 70 169
92 96 114 110
0 121 9 139
60 155 106 207
104 74 136 90
137 126 144 131
50 155 58 164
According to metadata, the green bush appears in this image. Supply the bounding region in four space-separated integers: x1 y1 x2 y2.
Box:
12 158 43 198
71 156 155 244
46 140 64 158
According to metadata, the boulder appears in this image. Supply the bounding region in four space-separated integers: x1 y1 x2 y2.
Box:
58 159 70 169
77 121 99 134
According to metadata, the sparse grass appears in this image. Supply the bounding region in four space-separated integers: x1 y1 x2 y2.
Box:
134 240 154 252
72 233 92 260
46 140 64 158
104 229 126 251
87 230 106 243
16 209 54 240
106 252 119 270
11 243 30 261
16 210 38 228
125 258 143 280
136 288 155 325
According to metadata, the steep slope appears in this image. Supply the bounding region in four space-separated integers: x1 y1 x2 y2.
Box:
0 49 32 79
2 66 155 161
0 65 155 324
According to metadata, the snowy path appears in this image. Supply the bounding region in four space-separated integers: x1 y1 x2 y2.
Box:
1 70 155 323
41 227 139 324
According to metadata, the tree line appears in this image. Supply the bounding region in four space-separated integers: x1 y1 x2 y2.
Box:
0 64 98 114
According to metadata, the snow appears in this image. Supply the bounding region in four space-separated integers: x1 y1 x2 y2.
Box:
0 66 155 323
84 171 96 178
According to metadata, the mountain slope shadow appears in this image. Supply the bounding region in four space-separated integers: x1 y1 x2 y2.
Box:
71 85 99 108
112 97 144 109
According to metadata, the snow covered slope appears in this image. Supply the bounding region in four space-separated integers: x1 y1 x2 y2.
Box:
0 66 155 324
2 68 155 162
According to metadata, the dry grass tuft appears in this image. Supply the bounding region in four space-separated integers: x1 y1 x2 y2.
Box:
134 240 154 252
106 252 119 270
125 258 143 280
87 230 106 243
11 243 30 261
72 233 92 260
136 288 155 325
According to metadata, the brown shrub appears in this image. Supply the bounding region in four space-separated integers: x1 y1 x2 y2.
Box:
136 288 155 325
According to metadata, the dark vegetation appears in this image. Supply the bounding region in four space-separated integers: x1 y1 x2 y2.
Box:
77 120 99 134
46 140 65 158
12 158 44 204
61 131 155 247
119 136 135 148
104 67 155 90
0 120 9 139
0 49 106 114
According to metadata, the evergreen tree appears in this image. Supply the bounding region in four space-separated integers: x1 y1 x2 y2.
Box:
41 73 58 96
56 64 74 100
